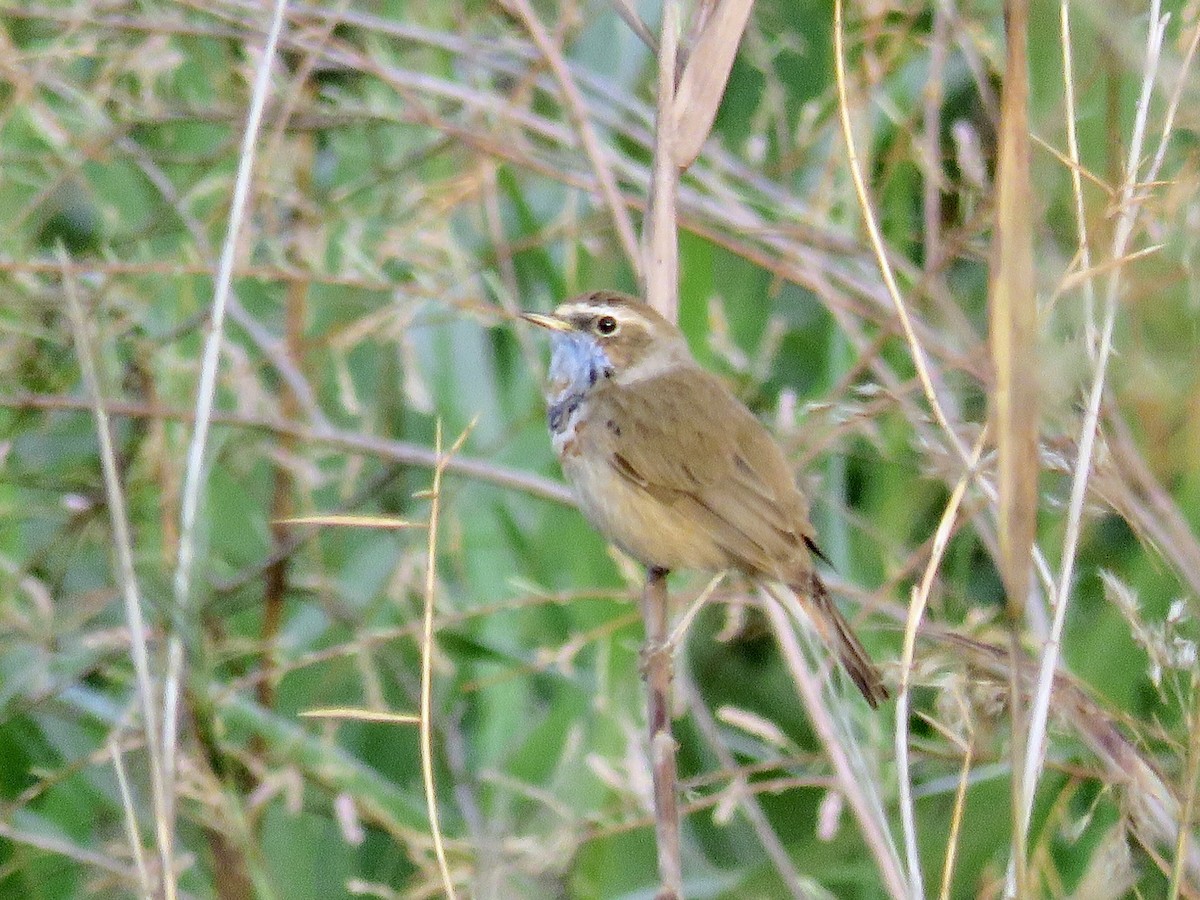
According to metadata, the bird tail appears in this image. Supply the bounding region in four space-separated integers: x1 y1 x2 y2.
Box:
792 572 889 709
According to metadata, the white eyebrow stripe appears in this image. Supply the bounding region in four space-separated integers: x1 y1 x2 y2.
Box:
554 304 641 323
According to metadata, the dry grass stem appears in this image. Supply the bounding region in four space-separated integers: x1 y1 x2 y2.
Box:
896 432 987 898
1017 3 1174 885
503 0 642 278
1170 683 1200 898
667 572 726 649
300 709 422 725
763 586 907 900
987 0 1037 890
938 738 975 900
419 421 472 900
643 566 684 898
61 253 175 899
278 515 425 530
1059 0 1098 356
607 0 657 52
163 0 291 875
832 0 968 465
109 734 154 899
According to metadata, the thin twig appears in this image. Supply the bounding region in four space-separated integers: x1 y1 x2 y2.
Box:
163 0 292 852
60 253 175 899
832 0 967 464
938 737 974 900
110 732 153 897
1059 0 1098 359
643 566 684 899
896 432 987 899
419 420 472 899
609 0 657 52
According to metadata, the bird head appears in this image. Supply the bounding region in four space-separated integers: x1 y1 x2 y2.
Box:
521 291 692 390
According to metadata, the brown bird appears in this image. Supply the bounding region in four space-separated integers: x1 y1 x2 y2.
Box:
522 290 887 707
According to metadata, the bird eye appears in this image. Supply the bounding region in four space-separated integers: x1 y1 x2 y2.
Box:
595 315 618 336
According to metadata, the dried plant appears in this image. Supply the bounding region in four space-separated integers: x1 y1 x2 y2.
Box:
1 0 1199 897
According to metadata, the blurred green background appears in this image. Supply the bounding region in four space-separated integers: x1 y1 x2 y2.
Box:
2 0 1199 897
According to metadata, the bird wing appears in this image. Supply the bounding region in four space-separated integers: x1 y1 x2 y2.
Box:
593 367 814 577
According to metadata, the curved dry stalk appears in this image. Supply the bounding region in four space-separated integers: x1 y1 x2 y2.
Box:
419 421 472 899
831 0 967 465
938 737 974 900
163 3 292 871
896 432 987 899
61 256 174 899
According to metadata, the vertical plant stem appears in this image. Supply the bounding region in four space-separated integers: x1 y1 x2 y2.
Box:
1013 7 1172 896
896 432 986 900
938 737 974 900
987 0 1037 889
640 3 683 891
61 254 174 899
1169 674 1200 898
1059 0 1097 359
921 0 948 277
420 422 462 900
643 0 681 321
163 0 291 875
642 566 684 899
109 735 153 899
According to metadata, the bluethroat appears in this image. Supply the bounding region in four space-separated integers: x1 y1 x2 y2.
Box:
522 291 888 707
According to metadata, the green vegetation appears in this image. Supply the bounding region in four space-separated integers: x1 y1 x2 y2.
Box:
1 1 1198 897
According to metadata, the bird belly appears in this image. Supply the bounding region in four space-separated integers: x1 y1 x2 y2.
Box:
560 449 729 572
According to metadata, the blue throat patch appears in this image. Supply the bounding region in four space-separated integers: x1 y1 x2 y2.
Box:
546 331 612 434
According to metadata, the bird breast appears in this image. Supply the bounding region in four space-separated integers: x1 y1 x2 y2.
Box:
558 437 731 571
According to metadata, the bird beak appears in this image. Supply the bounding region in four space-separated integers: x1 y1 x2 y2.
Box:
519 311 573 332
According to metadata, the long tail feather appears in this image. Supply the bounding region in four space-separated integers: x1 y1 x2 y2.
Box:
793 572 889 708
